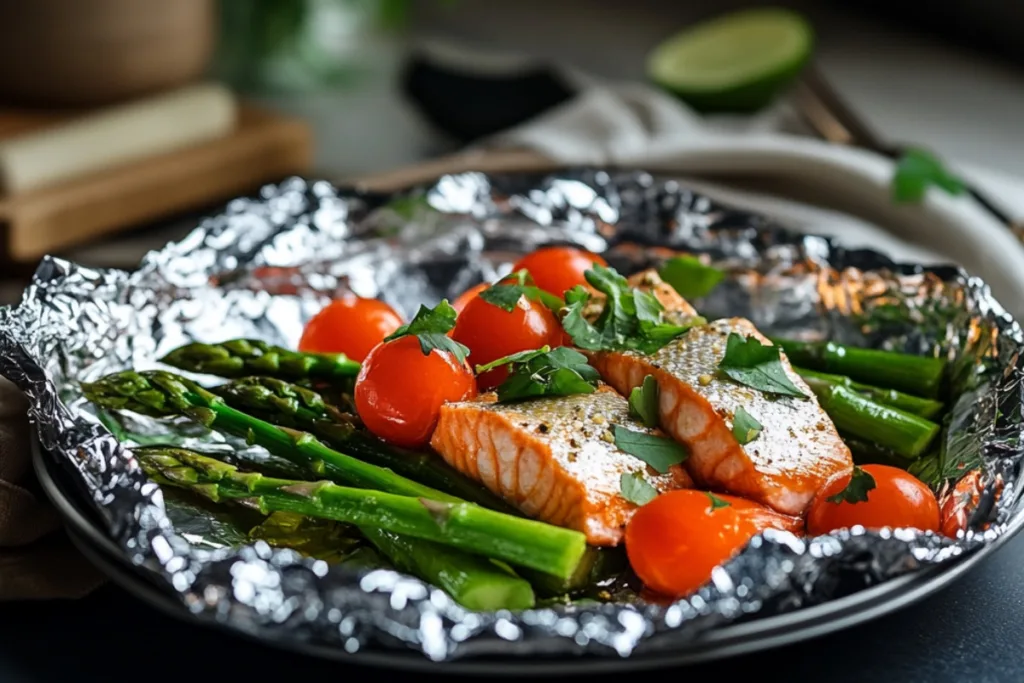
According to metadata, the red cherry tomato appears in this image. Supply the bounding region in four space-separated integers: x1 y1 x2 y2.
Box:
299 296 403 362
625 490 802 598
452 283 489 314
451 293 564 390
807 464 940 535
512 247 607 297
353 335 477 448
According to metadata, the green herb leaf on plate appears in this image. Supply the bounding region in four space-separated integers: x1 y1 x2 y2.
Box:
705 492 730 510
612 425 689 473
892 147 967 203
561 265 703 355
384 300 470 363
718 333 808 399
479 269 564 313
732 406 762 445
826 466 876 504
628 375 660 428
481 346 601 403
659 255 725 299
620 472 659 506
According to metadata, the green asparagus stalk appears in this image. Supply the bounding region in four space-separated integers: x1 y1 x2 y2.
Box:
817 385 939 459
160 339 359 382
212 377 519 515
137 447 586 580
796 367 944 419
771 337 946 399
82 370 454 501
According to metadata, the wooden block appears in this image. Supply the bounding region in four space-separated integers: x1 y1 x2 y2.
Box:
0 105 312 262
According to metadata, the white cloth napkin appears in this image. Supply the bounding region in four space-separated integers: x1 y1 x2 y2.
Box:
484 82 1024 321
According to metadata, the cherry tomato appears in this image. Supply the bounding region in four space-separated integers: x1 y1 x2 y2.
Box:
452 283 489 314
451 293 564 390
512 247 607 297
299 296 403 362
353 335 477 448
625 490 801 598
806 464 940 535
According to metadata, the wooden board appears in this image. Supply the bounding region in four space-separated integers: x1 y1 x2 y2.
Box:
0 105 312 262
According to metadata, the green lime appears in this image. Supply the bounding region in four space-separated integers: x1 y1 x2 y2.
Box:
646 7 814 113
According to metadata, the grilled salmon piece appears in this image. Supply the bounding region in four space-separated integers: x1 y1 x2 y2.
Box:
430 386 693 546
588 318 853 516
579 269 699 325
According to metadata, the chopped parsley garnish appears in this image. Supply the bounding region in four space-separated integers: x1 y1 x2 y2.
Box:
612 425 688 473
826 466 876 504
705 492 730 511
717 333 808 399
478 346 600 402
383 300 470 363
628 375 660 428
659 255 725 299
561 265 704 354
478 269 564 313
732 407 762 445
619 472 658 506
892 148 966 203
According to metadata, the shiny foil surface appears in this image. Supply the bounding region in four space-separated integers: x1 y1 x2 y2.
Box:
1 171 1022 664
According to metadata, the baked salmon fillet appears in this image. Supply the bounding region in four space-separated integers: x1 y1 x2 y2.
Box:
430 386 693 545
588 317 853 516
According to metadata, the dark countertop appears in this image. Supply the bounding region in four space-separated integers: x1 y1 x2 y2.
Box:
1 529 1022 683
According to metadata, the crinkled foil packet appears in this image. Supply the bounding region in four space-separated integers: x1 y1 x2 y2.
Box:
2 170 1023 664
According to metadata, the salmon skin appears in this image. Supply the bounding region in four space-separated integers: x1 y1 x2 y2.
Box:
588 317 853 516
430 386 693 546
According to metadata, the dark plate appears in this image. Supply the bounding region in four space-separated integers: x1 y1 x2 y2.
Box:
33 434 1024 675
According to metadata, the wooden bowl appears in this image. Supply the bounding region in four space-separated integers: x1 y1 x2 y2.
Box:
0 0 216 108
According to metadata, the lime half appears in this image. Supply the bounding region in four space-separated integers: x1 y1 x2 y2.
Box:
647 8 814 113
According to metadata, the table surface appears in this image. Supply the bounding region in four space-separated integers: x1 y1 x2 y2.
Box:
5 2 1024 681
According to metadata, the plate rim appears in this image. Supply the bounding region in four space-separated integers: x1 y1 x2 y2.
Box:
33 434 1024 675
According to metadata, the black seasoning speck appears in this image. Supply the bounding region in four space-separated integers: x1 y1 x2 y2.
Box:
537 423 550 434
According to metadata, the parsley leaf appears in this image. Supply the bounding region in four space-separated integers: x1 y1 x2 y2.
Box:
384 300 470 363
732 406 762 445
561 265 701 354
628 375 660 428
612 425 688 473
659 255 725 299
620 472 658 506
717 333 808 399
479 346 601 403
479 270 564 313
705 492 730 510
892 148 967 203
826 466 876 504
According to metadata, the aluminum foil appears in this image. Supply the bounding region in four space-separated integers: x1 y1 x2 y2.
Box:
1 170 1023 664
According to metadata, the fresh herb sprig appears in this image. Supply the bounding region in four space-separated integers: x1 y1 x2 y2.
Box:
478 346 600 402
732 407 762 445
628 375 660 428
827 466 877 504
717 333 808 399
479 269 564 313
659 255 725 299
561 265 705 354
619 472 658 506
892 148 966 203
384 300 470 363
612 425 689 473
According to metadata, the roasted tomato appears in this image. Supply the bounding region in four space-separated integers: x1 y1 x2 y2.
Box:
806 464 940 535
451 292 564 390
353 335 477 448
511 246 607 297
452 283 490 314
299 296 403 362
625 490 802 598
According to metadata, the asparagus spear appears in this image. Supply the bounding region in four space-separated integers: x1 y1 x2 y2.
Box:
160 339 359 382
213 376 519 515
82 370 453 501
137 447 586 579
817 385 939 459
771 337 946 399
796 367 944 419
